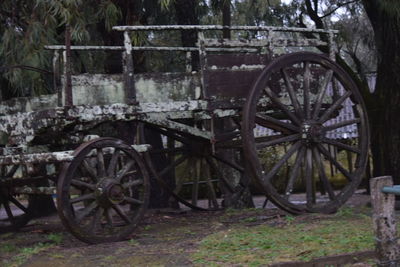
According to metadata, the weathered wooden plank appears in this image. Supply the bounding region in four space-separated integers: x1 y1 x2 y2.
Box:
203 38 327 48
112 25 338 35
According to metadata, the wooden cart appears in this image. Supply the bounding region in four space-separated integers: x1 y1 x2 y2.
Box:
0 25 369 243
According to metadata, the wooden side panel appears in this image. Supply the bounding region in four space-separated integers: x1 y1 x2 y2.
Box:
205 54 270 99
205 69 263 99
206 54 269 69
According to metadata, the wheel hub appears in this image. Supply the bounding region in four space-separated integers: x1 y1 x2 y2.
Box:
95 178 125 206
301 122 324 143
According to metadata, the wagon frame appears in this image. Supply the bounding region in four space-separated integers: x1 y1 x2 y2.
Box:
0 25 369 243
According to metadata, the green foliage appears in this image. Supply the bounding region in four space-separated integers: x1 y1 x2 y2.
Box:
0 0 127 97
160 0 175 11
97 1 122 31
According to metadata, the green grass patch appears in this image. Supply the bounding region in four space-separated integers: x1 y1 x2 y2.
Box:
4 242 54 267
193 208 374 266
0 232 63 267
47 233 63 245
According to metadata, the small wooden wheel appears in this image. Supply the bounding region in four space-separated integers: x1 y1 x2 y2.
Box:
140 123 248 211
242 52 369 214
0 164 34 233
57 137 150 243
0 192 32 233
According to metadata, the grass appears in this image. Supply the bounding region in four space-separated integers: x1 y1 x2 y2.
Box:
5 242 54 267
0 233 64 267
47 233 63 245
192 207 375 266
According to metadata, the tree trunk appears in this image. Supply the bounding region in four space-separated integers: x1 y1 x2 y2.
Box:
174 0 200 71
363 1 400 184
222 0 231 39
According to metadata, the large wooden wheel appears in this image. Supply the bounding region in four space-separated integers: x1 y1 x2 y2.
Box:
57 137 150 243
242 52 369 214
140 123 247 211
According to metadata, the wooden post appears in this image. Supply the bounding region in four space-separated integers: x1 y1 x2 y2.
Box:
64 24 73 106
370 176 400 266
52 50 62 107
122 31 136 104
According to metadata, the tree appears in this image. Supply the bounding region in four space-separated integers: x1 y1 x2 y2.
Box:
361 1 400 182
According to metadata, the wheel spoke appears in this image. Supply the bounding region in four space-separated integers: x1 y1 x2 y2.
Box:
319 91 352 123
303 62 311 119
158 154 190 178
324 118 360 132
122 179 143 189
305 148 314 207
107 148 120 176
256 133 300 150
264 87 301 125
70 193 95 204
81 159 97 182
264 141 302 182
204 161 219 208
284 146 305 198
71 179 96 190
89 207 103 234
313 147 335 200
5 165 19 178
206 157 235 193
317 144 352 181
112 205 132 224
3 200 15 223
173 158 192 194
281 68 302 118
75 201 97 224
256 114 300 133
96 148 106 178
105 208 113 227
191 159 201 206
124 196 143 205
212 154 244 173
312 70 333 119
322 138 361 154
8 196 29 213
115 160 135 182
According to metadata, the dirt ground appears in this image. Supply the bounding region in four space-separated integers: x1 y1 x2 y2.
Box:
1 192 373 267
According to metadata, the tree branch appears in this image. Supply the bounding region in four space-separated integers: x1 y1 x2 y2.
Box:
304 0 324 29
320 0 360 19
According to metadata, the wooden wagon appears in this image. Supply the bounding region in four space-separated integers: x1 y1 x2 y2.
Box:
0 25 369 243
